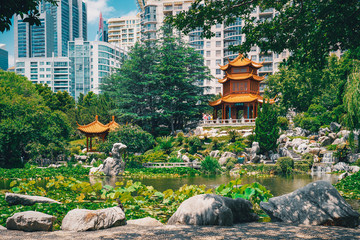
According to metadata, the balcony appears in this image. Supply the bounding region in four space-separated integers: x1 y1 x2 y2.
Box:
259 8 273 15
259 65 273 72
259 56 273 62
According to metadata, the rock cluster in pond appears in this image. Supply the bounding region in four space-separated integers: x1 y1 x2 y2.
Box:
89 142 127 176
61 206 126 231
167 194 258 226
260 181 360 228
6 211 56 231
5 193 61 206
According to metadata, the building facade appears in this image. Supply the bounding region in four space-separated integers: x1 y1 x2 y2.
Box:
15 57 71 93
136 0 290 95
0 44 8 71
107 14 141 49
14 0 87 59
68 39 127 99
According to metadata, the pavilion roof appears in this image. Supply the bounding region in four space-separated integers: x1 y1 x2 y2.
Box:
218 73 265 83
209 93 275 107
219 53 263 71
77 115 110 134
107 116 120 131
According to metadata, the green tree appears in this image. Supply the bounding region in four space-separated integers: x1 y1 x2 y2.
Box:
255 101 279 153
0 71 72 167
0 0 57 32
102 28 212 134
168 0 360 67
343 61 360 131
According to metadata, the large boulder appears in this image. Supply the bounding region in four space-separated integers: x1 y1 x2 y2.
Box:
89 164 103 175
349 166 360 173
6 211 56 232
101 143 127 176
319 136 332 146
5 193 61 206
127 217 163 226
61 206 126 231
330 122 341 132
332 162 349 172
337 130 350 140
167 194 258 226
250 142 260 155
277 134 289 144
260 181 360 227
218 152 236 166
209 150 220 158
332 138 345 145
318 127 331 137
194 127 204 136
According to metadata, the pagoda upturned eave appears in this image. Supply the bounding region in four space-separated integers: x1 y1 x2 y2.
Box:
218 73 265 83
209 93 275 107
219 54 263 71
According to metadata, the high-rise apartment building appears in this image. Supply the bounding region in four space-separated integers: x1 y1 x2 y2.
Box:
107 14 141 49
68 39 127 99
15 57 71 93
137 0 290 95
0 44 9 71
14 0 87 59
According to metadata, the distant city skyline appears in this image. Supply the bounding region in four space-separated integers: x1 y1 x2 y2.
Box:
0 0 138 68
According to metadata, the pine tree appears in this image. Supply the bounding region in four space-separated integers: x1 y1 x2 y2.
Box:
254 101 279 153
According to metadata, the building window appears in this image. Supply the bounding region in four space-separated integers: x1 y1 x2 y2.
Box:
216 41 221 47
40 62 44 65
206 60 211 66
206 51 211 57
46 68 51 71
216 59 221 65
216 87 221 93
216 23 222 28
40 74 44 78
216 69 221 75
233 82 240 92
251 55 257 61
215 32 221 37
216 50 221 57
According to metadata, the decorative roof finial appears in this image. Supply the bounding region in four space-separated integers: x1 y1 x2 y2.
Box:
95 115 98 121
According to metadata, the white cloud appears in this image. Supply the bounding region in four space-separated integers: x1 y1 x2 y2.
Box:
122 10 139 17
85 0 115 24
8 54 14 68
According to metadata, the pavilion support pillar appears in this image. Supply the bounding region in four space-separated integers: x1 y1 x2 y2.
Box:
86 136 89 152
90 136 92 152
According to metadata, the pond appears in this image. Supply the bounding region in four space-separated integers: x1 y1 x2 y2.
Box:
91 173 339 197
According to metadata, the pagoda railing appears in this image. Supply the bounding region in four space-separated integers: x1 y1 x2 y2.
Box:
200 118 256 126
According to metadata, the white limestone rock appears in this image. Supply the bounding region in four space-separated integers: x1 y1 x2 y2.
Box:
5 193 61 206
6 211 56 232
127 217 163 226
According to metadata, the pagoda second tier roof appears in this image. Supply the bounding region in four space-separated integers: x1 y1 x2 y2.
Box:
77 115 110 134
218 73 265 83
220 53 263 71
209 93 275 107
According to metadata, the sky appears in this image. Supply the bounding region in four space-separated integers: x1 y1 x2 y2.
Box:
0 0 138 68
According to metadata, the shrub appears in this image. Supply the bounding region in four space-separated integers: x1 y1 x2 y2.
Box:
276 157 294 174
200 156 221 174
70 146 81 155
225 141 246 155
143 151 168 163
228 129 240 143
225 157 238 171
127 155 145 168
188 136 202 154
244 134 255 148
176 132 185 145
277 116 289 131
98 124 155 154
326 144 338 151
168 156 183 163
156 136 175 154
299 116 321 132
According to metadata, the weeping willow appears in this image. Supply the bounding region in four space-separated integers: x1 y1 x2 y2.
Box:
343 60 360 130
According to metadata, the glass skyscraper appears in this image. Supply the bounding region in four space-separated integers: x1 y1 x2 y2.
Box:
14 0 87 59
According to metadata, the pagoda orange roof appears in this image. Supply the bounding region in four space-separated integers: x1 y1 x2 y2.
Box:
219 53 263 71
77 115 110 134
218 73 265 83
209 94 275 107
107 116 120 131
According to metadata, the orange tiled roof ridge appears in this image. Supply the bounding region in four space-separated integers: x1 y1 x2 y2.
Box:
219 53 263 71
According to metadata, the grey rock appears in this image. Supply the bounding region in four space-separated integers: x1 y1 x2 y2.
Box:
278 134 289 144
294 127 309 137
330 122 341 132
318 127 330 137
260 181 360 227
127 217 163 226
348 153 360 163
291 138 304 149
332 162 349 172
328 132 337 140
5 193 61 206
337 130 350 140
6 211 56 232
218 152 236 166
250 154 260 163
338 172 350 181
61 206 126 231
307 147 321 156
0 225 7 230
209 150 220 158
90 159 96 165
332 138 345 145
194 127 204 136
167 194 258 226
349 166 360 173
270 153 280 162
102 143 127 176
319 136 332 146
89 164 103 175
250 142 260 155
182 155 190 162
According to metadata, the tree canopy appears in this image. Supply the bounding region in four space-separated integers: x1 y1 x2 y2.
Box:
102 27 212 135
0 0 57 32
168 0 360 66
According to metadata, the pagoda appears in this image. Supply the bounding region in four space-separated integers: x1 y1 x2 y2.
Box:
77 116 119 152
209 53 274 121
